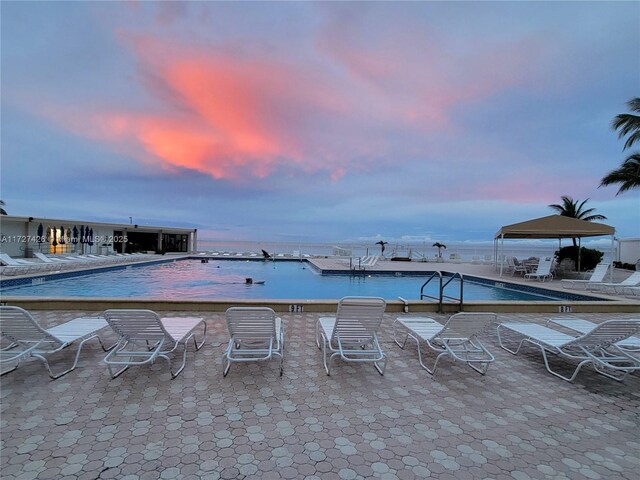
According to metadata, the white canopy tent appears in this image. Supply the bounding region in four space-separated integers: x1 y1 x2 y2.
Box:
494 215 615 279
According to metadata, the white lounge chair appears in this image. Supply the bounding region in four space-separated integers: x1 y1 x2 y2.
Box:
623 286 640 298
0 253 49 275
524 258 553 282
0 306 112 379
223 307 284 377
506 257 527 276
560 263 610 290
353 256 379 270
546 318 640 352
102 309 206 378
587 271 640 294
497 319 640 382
33 252 79 270
316 297 387 375
393 313 496 376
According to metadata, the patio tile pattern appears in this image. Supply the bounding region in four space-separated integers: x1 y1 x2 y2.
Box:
1 310 638 479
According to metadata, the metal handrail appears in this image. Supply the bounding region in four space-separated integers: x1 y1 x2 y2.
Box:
442 272 464 312
419 271 464 313
420 271 443 312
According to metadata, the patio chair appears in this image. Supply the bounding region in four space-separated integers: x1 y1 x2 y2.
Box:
0 253 49 275
316 296 387 375
223 307 284 377
546 318 640 352
496 319 640 382
506 257 527 276
0 306 112 379
587 271 640 294
560 262 610 290
33 252 77 270
623 286 640 298
524 258 553 282
102 309 207 378
393 313 496 376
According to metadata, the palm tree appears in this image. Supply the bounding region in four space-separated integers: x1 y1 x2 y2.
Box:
0 200 6 215
375 241 388 256
432 242 446 258
600 97 640 195
548 196 607 247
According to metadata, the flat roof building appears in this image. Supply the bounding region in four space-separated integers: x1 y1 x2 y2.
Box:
0 215 197 258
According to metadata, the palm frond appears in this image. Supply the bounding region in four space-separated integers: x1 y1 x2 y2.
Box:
581 214 607 221
600 153 640 195
626 97 640 113
611 113 640 137
612 97 640 150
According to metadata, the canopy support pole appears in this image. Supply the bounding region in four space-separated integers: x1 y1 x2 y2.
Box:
577 237 581 273
610 234 615 281
499 234 504 277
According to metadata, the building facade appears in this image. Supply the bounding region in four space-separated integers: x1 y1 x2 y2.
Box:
0 216 197 258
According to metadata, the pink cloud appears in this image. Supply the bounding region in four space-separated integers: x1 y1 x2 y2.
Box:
30 19 552 184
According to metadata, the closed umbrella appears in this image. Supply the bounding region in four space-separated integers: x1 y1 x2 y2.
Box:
52 227 58 253
80 226 85 254
72 226 78 252
59 226 66 245
37 223 44 251
88 228 94 253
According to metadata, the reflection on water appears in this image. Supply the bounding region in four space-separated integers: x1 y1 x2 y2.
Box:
3 259 557 301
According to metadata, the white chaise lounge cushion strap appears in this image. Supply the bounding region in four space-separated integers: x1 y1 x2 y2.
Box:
589 271 640 293
226 307 278 344
45 318 110 344
316 296 387 376
561 263 610 289
547 318 640 350
102 309 206 379
393 313 496 375
497 320 640 382
561 319 640 351
394 318 443 340
330 296 386 346
162 317 208 343
223 307 284 377
499 323 576 348
0 306 110 379
524 258 553 281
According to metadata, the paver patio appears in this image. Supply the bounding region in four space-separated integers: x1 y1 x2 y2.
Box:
1 310 638 479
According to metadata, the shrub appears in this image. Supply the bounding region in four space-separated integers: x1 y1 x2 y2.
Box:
555 246 604 272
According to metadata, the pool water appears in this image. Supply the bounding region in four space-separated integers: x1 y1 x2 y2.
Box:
1 259 568 301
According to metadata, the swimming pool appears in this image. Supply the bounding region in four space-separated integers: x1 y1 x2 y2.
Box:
0 259 599 301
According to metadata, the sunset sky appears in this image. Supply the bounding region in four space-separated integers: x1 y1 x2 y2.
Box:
2 1 639 244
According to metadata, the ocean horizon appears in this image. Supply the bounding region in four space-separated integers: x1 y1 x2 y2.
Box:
197 239 615 263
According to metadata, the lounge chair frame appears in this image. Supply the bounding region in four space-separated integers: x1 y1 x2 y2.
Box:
0 306 112 379
524 258 553 282
316 297 387 376
561 263 610 290
103 309 206 379
497 320 640 382
223 307 284 377
587 271 640 294
546 318 640 352
393 313 496 376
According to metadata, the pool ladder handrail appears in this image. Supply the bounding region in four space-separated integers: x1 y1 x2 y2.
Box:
419 271 464 313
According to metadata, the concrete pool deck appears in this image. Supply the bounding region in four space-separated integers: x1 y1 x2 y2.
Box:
1 310 638 479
